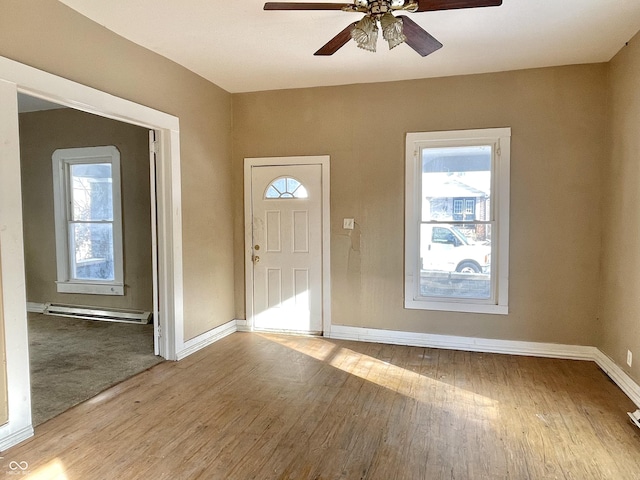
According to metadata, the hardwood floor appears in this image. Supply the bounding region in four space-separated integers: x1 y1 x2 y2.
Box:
4 332 640 479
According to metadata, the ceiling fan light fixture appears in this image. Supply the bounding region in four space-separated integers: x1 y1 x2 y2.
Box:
351 15 378 52
266 0 504 56
380 11 406 49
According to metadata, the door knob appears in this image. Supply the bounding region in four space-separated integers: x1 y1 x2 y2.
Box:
253 255 260 263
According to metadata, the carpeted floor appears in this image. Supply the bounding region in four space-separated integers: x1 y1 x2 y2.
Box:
28 312 163 426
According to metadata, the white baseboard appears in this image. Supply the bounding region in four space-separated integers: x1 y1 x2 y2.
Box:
176 319 237 360
593 349 640 408
326 324 640 408
0 425 34 452
327 325 597 360
26 302 46 314
236 319 251 332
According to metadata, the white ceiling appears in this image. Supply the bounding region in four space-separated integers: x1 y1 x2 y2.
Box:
57 0 640 93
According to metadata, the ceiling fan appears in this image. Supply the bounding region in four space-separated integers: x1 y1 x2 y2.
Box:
264 0 503 56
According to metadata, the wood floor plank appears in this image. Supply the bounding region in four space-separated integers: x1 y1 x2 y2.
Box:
3 332 640 479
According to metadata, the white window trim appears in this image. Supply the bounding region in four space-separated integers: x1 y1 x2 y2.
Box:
405 128 510 315
52 146 124 295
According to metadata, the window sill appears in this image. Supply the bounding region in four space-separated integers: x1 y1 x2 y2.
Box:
404 298 508 315
56 281 124 296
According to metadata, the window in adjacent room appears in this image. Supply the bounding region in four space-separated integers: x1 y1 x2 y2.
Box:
405 128 510 314
52 146 124 295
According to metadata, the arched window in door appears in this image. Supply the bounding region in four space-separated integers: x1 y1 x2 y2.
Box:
265 177 308 199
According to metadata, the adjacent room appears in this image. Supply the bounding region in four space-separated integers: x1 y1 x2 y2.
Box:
0 0 639 478
18 95 162 425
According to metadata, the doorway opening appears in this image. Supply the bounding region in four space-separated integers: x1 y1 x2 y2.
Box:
0 55 183 450
18 94 162 424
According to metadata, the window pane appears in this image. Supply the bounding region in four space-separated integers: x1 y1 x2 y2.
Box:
70 163 113 221
286 177 299 192
272 177 287 194
265 176 308 199
70 223 115 281
419 223 491 299
465 199 475 214
421 146 491 222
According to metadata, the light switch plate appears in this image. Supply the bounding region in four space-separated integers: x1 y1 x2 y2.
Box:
343 218 355 230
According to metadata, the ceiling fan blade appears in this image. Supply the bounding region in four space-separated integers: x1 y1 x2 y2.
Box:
314 22 358 55
415 0 502 12
264 2 352 10
398 16 443 57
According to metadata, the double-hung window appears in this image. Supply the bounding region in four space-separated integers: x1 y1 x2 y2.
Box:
52 146 124 295
405 128 510 314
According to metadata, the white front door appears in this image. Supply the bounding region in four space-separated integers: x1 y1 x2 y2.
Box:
249 164 323 333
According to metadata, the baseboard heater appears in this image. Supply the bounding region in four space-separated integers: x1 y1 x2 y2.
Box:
43 303 152 325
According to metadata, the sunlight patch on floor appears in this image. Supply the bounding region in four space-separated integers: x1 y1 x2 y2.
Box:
23 458 68 480
262 333 497 420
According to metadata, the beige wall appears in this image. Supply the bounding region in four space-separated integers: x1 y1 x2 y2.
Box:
233 64 609 345
20 108 153 311
599 31 640 383
0 0 235 340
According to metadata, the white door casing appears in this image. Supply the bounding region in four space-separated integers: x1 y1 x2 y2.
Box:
149 130 160 356
252 165 322 333
0 78 32 447
0 55 184 450
244 156 331 335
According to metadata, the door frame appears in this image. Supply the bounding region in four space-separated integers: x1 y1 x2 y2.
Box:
244 156 331 334
0 56 184 449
